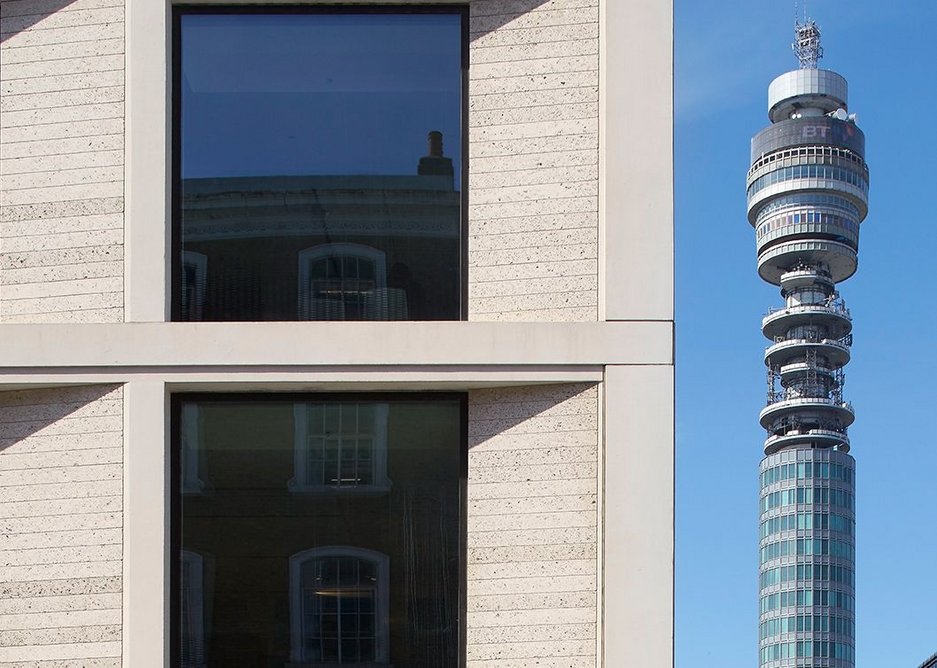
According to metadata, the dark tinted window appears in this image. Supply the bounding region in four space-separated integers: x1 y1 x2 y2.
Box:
175 395 464 666
174 10 465 321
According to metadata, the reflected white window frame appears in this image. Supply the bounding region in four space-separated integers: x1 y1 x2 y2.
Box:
298 243 389 321
289 402 392 493
180 403 205 494
288 546 391 666
181 250 208 320
181 550 206 668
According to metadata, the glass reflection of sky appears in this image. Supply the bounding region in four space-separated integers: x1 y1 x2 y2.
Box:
181 13 462 182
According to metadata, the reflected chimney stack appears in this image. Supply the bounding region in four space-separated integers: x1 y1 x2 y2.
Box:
428 130 444 157
418 130 454 186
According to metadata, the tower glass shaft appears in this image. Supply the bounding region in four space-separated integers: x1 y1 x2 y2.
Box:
748 22 867 668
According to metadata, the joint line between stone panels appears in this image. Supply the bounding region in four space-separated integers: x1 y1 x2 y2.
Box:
0 524 122 538
468 442 598 452
472 83 599 100
469 145 598 161
0 415 120 427
1 292 122 304
2 244 123 258
3 66 124 84
1 138 126 151
0 146 124 160
1 117 125 132
0 72 124 93
0 166 124 182
469 115 597 131
0 66 126 82
469 268 595 280
470 498 595 510
472 178 599 193
0 463 122 476
470 72 598 88
468 526 595 536
469 429 598 438
1 227 123 242
471 162 598 177
469 2 599 18
468 21 599 38
0 2 125 21
0 611 123 625
470 67 599 83
0 509 122 522
0 491 122 504
470 467 596 476
470 193 597 206
0 252 123 270
0 209 124 226
0 182 123 198
0 49 125 67
470 225 596 237
0 21 126 40
466 636 595 645
0 134 125 150
468 495 596 505
468 51 599 67
0 396 122 408
468 273 597 285
467 605 596 616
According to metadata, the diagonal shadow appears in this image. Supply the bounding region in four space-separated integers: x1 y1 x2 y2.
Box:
0 385 118 453
467 383 598 452
0 0 81 44
468 0 553 41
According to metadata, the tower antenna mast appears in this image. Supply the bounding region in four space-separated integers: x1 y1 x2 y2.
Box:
792 16 823 69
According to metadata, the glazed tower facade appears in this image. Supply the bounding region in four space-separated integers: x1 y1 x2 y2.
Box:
748 22 867 668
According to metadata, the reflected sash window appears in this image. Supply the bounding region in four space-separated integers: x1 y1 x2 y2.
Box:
290 402 391 492
290 547 390 665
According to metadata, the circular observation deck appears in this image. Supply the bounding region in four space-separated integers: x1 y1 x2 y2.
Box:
759 397 855 430
762 303 852 340
757 239 858 285
764 429 850 454
764 336 850 368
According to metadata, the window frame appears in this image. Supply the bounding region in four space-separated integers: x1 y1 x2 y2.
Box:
170 4 470 322
169 392 468 668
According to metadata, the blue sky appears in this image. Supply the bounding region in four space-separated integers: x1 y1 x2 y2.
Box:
675 1 937 666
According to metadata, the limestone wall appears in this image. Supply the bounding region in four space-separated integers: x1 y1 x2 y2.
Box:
0 0 125 324
0 384 123 665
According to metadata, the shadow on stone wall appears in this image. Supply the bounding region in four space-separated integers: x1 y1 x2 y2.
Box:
0 0 81 43
0 385 118 451
467 383 598 452
468 0 552 42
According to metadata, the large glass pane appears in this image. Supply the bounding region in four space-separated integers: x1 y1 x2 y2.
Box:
176 396 463 667
176 10 464 321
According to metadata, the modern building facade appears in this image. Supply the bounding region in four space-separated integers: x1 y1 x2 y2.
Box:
0 2 673 667
749 21 867 668
919 653 937 668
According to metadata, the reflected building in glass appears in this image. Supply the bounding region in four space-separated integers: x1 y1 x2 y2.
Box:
179 133 460 322
748 21 867 668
